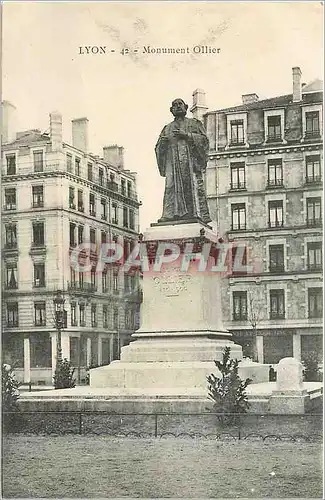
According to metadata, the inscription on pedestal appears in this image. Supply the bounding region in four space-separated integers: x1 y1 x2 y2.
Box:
153 273 191 296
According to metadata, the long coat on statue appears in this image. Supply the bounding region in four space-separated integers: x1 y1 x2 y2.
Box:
155 116 211 224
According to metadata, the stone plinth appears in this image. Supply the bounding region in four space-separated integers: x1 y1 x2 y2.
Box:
91 221 268 394
269 357 308 414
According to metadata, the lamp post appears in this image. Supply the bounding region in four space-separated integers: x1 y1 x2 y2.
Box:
53 290 66 367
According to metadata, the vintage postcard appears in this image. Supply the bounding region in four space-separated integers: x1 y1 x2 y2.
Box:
1 1 323 499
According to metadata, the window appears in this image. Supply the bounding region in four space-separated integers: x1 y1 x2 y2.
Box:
6 154 16 175
306 197 321 226
89 193 96 216
308 288 322 318
101 199 107 220
270 290 285 319
268 159 283 187
91 304 97 327
101 231 107 244
230 120 244 145
69 187 75 209
267 116 281 141
112 203 118 224
32 185 44 208
91 267 97 288
113 307 119 329
71 303 77 326
230 163 245 190
70 267 76 285
77 190 84 212
103 305 108 328
34 302 46 326
113 268 119 294
4 188 16 210
34 263 45 287
231 203 246 230
233 291 247 320
78 225 84 244
90 228 96 244
121 179 126 196
70 223 76 247
67 154 72 173
305 111 320 137
32 222 45 246
79 304 86 326
6 264 17 289
123 207 128 228
268 200 283 228
87 163 93 181
127 181 132 198
5 224 17 248
269 245 284 272
129 209 135 230
306 156 321 183
307 242 322 271
99 168 104 186
33 151 44 172
75 157 81 176
7 303 18 327
102 271 108 292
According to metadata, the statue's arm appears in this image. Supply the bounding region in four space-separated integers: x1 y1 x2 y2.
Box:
187 120 209 170
155 127 169 177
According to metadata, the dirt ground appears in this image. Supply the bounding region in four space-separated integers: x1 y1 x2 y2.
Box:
2 435 323 498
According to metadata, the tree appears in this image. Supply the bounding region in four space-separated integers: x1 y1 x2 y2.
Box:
207 347 251 425
53 358 76 389
302 351 322 382
246 290 265 362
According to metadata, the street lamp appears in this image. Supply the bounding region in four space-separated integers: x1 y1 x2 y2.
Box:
53 290 66 367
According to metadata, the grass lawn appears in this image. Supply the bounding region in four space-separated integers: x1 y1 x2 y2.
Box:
2 435 323 498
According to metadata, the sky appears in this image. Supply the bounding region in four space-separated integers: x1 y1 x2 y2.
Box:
2 1 324 230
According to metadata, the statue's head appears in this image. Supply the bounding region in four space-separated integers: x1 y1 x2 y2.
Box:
170 98 188 117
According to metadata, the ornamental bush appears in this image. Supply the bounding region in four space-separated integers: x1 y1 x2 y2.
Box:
2 364 21 432
53 359 76 389
207 346 251 426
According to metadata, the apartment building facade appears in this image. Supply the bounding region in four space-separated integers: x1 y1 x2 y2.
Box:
192 67 323 364
1 104 141 384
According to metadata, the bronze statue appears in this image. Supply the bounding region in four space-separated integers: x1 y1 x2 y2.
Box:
155 98 211 224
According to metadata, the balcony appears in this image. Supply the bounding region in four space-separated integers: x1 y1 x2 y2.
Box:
269 265 285 274
268 221 284 229
266 134 282 143
6 321 19 328
89 209 96 217
30 243 46 256
230 182 246 191
32 201 44 208
4 204 16 211
307 218 322 228
267 179 283 188
305 130 321 139
67 281 98 293
69 202 76 210
107 181 119 192
306 175 322 185
3 242 18 256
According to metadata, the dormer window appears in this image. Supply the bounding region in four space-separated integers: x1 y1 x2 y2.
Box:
305 111 320 137
230 120 244 145
267 116 281 142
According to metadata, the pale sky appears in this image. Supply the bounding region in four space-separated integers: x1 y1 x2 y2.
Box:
2 1 323 229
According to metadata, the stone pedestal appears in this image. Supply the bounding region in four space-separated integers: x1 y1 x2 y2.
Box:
91 221 268 395
269 357 308 414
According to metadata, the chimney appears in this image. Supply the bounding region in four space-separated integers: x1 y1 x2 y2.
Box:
242 93 259 105
103 145 124 169
190 89 208 122
50 111 62 151
72 117 88 152
292 67 302 102
1 101 17 143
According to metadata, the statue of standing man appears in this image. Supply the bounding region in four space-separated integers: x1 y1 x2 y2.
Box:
155 98 211 224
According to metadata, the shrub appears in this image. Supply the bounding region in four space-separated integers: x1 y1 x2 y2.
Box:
2 364 21 432
207 346 251 426
53 359 76 389
302 351 322 382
